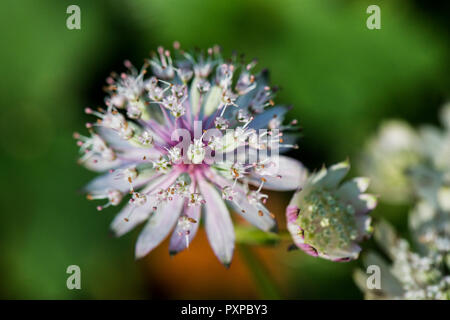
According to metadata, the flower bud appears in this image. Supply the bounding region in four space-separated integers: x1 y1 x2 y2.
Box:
286 161 376 261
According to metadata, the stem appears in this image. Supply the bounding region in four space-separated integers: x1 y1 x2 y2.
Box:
238 244 283 299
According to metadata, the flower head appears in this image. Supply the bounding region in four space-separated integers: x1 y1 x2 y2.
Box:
409 198 450 255
359 104 450 205
358 120 422 204
354 220 449 300
76 43 306 266
286 161 376 261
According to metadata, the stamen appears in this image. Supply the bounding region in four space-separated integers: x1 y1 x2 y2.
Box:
187 139 206 164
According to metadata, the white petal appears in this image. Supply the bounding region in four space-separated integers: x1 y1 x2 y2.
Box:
324 243 361 261
189 77 201 114
250 156 308 191
208 170 276 232
198 177 235 266
98 127 163 160
168 202 201 255
84 168 158 194
335 177 370 202
314 160 350 189
249 106 287 130
135 195 184 259
97 127 134 150
110 171 180 236
231 190 277 232
203 85 222 116
352 194 378 215
82 156 121 172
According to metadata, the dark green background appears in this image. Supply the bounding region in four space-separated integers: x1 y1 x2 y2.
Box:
0 0 448 299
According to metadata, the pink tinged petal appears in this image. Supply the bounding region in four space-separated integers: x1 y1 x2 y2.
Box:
286 211 305 246
250 156 308 191
286 205 299 224
111 202 151 237
198 177 235 267
82 156 122 172
135 195 184 259
168 201 201 255
249 106 287 130
98 127 163 160
314 160 350 189
98 127 133 149
99 127 158 152
298 243 319 257
206 170 276 232
110 171 180 236
115 148 162 162
84 168 158 194
231 189 277 232
82 153 158 172
286 223 303 248
145 119 172 144
286 218 318 257
285 204 360 261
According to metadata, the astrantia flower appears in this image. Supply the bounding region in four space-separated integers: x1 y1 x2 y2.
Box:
358 120 422 204
360 104 450 205
415 104 450 192
420 103 450 173
409 198 450 255
286 161 376 261
75 43 306 266
403 104 450 206
354 220 449 300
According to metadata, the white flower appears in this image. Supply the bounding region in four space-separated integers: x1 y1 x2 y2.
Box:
354 220 449 300
359 120 422 204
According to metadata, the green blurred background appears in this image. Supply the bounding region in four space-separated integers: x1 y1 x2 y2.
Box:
0 0 448 299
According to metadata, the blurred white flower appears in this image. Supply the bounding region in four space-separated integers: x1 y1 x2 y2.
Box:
358 120 422 204
354 220 449 300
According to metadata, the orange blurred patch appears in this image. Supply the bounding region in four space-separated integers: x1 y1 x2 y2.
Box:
140 228 258 299
139 192 293 299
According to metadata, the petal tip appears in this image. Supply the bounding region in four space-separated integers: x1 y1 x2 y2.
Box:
360 194 378 211
332 159 350 170
169 250 179 257
355 177 371 192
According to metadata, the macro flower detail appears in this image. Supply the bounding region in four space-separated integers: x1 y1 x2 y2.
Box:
419 103 450 175
286 161 376 261
359 104 450 205
353 104 450 300
75 43 306 266
410 199 450 254
358 120 422 204
354 220 449 300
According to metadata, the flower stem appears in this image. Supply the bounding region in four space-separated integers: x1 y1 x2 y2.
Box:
238 244 283 299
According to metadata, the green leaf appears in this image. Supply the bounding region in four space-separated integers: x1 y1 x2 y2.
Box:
235 225 280 246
